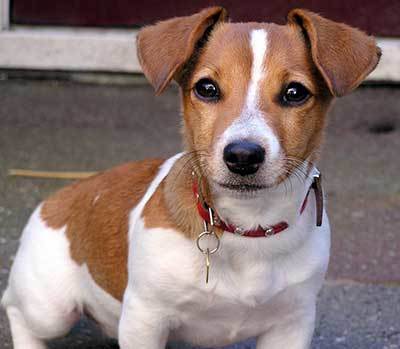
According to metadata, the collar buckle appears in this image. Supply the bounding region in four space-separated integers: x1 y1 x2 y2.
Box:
311 171 324 227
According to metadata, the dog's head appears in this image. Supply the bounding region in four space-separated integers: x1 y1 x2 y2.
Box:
137 7 380 196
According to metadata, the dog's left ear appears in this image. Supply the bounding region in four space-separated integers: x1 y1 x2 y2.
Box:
137 7 228 94
287 9 381 97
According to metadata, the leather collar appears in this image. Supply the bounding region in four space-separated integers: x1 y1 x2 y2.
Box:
193 171 323 238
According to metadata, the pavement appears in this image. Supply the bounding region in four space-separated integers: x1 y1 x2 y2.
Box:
0 76 399 348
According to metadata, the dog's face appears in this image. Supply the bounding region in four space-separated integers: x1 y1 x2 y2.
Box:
138 7 380 195
182 22 331 192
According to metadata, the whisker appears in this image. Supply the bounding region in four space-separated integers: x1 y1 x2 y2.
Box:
171 149 211 188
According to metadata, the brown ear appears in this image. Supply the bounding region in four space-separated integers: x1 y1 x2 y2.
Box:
137 7 228 94
287 9 381 97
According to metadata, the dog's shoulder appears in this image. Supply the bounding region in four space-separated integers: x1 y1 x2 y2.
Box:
39 158 164 300
41 158 164 228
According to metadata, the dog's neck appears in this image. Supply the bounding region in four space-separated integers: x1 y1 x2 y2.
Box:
209 165 316 231
164 154 315 238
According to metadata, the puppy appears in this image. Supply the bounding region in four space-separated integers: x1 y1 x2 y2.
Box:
2 7 380 349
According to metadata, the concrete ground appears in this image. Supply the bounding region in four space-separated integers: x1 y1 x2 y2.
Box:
0 77 399 348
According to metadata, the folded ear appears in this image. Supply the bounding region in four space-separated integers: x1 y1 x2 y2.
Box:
137 7 228 94
287 9 381 97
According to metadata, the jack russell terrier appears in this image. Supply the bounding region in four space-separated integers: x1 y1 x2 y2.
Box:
2 7 380 349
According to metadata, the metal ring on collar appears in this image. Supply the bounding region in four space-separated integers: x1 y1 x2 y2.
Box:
196 231 220 255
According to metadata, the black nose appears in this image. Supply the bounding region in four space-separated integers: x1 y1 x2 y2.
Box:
223 141 265 176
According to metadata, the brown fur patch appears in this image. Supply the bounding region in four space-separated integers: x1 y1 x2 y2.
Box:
181 23 254 154
176 13 379 186
258 23 333 172
287 9 381 97
142 181 176 231
41 159 163 301
143 155 208 239
179 22 333 185
137 7 227 94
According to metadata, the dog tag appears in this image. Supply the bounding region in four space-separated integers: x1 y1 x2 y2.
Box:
195 208 220 284
205 248 211 284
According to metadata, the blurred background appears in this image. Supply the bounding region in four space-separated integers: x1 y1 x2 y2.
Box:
0 1 399 348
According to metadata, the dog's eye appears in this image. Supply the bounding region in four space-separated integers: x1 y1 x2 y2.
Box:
194 78 220 102
281 82 311 106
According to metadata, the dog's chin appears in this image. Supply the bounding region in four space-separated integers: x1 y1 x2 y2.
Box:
208 163 287 198
211 177 275 199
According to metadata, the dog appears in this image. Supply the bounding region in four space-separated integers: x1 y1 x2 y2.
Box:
2 7 380 349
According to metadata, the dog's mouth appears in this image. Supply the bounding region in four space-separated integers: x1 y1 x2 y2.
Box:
216 181 269 192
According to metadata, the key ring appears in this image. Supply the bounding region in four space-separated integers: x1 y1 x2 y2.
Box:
196 207 220 255
196 231 220 255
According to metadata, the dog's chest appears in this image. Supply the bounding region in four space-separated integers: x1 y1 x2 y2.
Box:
130 221 325 346
170 263 290 345
167 251 320 348
172 297 274 346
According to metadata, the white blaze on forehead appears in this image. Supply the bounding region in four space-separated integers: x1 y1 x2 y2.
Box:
216 28 281 163
238 28 280 160
246 29 268 110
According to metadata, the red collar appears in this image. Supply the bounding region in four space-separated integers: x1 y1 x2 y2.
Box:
193 172 323 238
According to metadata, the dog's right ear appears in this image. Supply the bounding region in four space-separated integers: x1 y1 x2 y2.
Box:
137 7 228 95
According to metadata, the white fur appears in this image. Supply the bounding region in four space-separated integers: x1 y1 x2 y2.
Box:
128 152 184 240
212 29 282 187
2 206 81 348
120 157 330 349
214 165 317 231
93 194 101 204
244 29 280 160
2 154 330 349
246 29 267 110
2 206 121 348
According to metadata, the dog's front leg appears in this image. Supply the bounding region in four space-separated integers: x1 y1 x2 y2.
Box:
256 311 316 349
118 291 170 349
